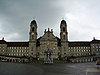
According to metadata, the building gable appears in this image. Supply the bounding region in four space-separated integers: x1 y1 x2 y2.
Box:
40 28 57 41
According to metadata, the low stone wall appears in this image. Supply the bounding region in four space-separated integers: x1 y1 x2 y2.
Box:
0 56 29 63
70 57 93 63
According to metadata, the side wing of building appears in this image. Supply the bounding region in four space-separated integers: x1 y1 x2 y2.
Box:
68 38 100 57
0 39 29 57
68 41 91 57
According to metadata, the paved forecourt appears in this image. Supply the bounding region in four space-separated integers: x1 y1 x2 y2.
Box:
86 68 100 75
0 62 99 75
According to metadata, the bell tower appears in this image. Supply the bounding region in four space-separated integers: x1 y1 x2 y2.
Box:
29 20 37 41
60 20 68 58
29 20 37 58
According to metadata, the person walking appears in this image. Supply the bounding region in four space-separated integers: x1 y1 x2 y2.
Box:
96 58 100 68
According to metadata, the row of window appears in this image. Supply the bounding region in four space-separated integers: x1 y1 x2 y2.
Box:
96 46 100 48
0 47 5 48
8 47 29 49
69 53 91 56
92 44 100 48
11 50 28 53
0 50 5 52
92 44 100 46
69 49 90 52
8 53 29 56
0 47 29 49
92 46 100 48
96 49 100 51
0 49 29 53
69 47 90 49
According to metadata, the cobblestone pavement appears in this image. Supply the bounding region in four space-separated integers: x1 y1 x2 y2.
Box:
0 62 99 75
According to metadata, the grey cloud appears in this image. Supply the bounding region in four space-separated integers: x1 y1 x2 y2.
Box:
0 0 100 41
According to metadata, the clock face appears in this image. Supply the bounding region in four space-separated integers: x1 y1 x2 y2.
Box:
63 32 65 35
32 32 34 35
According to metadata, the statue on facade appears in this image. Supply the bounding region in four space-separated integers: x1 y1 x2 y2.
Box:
44 49 53 64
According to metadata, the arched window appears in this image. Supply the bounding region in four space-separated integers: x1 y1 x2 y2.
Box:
32 27 34 32
63 27 65 32
64 53 66 55
63 35 65 40
32 35 34 39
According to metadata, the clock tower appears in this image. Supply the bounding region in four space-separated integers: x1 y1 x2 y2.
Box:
29 20 37 58
60 20 68 57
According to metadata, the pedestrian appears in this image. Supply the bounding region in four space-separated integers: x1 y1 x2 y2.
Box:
96 58 100 68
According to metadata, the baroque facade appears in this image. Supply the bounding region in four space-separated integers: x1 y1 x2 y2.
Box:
0 20 100 61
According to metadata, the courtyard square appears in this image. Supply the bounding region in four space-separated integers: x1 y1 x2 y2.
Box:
0 62 100 75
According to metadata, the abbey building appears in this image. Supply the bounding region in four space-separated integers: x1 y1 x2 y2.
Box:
0 20 100 62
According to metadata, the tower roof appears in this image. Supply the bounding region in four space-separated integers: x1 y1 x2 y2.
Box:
61 20 67 25
30 20 37 27
0 40 6 44
31 20 37 24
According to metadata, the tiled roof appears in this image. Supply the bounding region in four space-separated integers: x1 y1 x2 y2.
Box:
68 41 90 47
7 42 29 47
0 40 6 44
91 39 100 43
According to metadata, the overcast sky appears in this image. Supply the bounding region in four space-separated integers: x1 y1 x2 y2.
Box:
0 0 100 41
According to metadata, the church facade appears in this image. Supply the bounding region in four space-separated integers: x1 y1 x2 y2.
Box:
0 20 100 61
